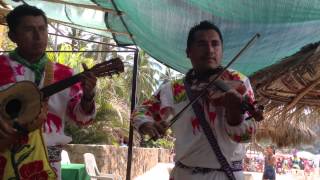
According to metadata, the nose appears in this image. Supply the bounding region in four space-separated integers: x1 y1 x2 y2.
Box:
207 43 215 54
33 29 41 40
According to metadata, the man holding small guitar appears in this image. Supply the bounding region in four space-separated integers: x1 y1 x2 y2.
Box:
0 4 118 180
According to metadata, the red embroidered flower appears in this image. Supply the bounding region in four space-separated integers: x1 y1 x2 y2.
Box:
235 84 246 95
246 90 255 104
17 134 29 145
232 73 241 81
149 103 160 112
173 83 184 96
208 112 216 124
233 135 242 142
191 117 201 135
44 113 62 133
19 160 48 180
0 156 7 180
14 64 25 76
12 134 29 153
0 56 15 86
66 96 91 126
159 107 170 115
154 114 162 121
70 83 81 97
53 63 73 83
145 111 152 117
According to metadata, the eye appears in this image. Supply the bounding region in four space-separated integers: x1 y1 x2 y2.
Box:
197 42 206 47
196 41 207 47
24 27 33 32
39 26 47 32
211 40 220 47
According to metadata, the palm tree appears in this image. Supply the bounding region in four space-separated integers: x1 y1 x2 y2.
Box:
159 66 184 84
123 50 164 104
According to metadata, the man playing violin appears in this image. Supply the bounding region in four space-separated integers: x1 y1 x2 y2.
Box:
0 4 97 179
132 21 262 180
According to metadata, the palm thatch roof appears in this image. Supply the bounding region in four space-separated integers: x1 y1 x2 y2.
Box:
249 42 320 148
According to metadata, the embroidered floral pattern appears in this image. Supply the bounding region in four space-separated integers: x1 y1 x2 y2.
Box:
230 71 242 81
208 111 216 125
67 94 93 126
246 89 255 104
44 113 62 133
227 126 255 143
14 64 25 76
12 134 29 153
132 93 163 121
191 117 201 135
19 160 48 180
53 63 73 83
70 83 82 97
0 56 15 86
18 134 29 145
172 79 186 104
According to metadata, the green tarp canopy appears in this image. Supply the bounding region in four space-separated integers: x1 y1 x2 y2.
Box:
5 0 320 75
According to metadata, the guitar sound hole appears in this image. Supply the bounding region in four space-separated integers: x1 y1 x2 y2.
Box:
5 99 22 119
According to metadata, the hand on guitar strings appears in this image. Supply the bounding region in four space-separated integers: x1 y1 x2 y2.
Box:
0 101 48 152
80 63 97 113
0 117 17 138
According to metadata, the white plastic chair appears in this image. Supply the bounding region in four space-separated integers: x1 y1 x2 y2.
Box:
83 153 116 180
61 150 71 164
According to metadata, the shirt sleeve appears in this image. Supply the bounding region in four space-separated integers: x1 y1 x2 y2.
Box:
66 76 96 126
132 82 174 131
223 74 256 143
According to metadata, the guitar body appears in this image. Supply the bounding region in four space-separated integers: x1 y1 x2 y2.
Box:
0 81 42 132
0 57 124 133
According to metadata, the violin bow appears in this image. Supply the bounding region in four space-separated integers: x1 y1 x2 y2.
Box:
147 33 261 142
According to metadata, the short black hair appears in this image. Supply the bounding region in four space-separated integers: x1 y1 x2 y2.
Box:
186 20 223 50
6 4 47 33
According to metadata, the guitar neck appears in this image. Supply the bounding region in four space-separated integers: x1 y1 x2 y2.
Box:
40 73 83 99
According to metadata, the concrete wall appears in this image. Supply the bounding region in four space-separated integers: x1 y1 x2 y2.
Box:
64 144 171 180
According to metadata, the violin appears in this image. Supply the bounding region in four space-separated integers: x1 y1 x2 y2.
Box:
189 70 264 122
210 78 264 122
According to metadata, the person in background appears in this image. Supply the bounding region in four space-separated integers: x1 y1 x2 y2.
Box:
0 4 97 179
262 146 276 180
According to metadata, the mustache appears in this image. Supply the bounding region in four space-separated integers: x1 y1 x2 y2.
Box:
202 56 216 60
203 53 216 58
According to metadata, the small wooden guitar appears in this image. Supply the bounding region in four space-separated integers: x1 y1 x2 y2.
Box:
0 58 124 133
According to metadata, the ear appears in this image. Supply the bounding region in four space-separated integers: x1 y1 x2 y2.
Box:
8 31 16 43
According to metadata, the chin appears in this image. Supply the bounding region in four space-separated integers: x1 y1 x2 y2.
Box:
207 64 219 70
